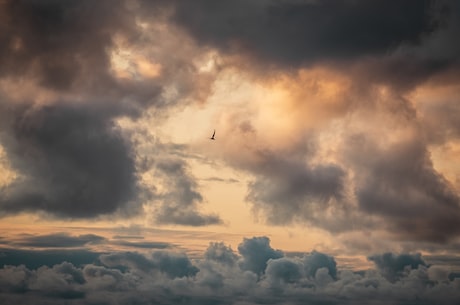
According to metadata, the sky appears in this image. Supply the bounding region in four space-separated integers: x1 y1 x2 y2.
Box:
0 0 460 304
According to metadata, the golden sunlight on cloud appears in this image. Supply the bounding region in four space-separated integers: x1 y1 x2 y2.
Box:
411 81 460 187
264 68 353 128
110 46 162 80
165 66 354 159
0 78 60 105
0 145 17 187
429 141 460 190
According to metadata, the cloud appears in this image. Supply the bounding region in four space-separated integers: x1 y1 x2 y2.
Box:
208 59 460 242
12 233 105 248
264 257 303 286
368 252 428 282
112 240 171 250
303 251 338 280
170 0 460 94
0 0 459 273
201 177 240 184
153 158 222 226
0 248 101 269
0 0 137 92
0 103 140 218
204 242 238 267
246 148 346 226
99 250 199 279
0 0 223 225
170 0 438 67
345 134 460 242
0 237 460 304
237 236 283 275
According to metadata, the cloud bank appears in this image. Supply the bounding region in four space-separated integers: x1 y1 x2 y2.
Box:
0 236 459 305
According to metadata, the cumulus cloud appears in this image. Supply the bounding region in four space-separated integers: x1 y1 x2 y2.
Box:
204 242 238 267
368 252 428 282
237 236 283 275
0 236 459 305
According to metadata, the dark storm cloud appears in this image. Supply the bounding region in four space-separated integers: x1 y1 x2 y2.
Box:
171 0 437 66
346 134 460 242
0 0 154 219
13 233 105 248
169 0 460 94
1 238 460 305
0 103 139 218
154 158 222 226
0 0 136 92
368 252 428 282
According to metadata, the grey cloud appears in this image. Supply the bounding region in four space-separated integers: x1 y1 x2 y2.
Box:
347 134 460 242
238 236 283 275
0 0 133 91
204 242 238 267
169 0 460 94
0 262 86 299
0 264 30 293
418 97 460 144
263 250 338 290
245 148 346 227
0 103 140 218
1 241 460 305
99 250 199 278
154 158 222 226
13 233 105 248
264 257 303 286
99 252 155 272
368 252 428 282
171 0 437 66
0 248 101 269
202 177 240 184
150 251 199 278
303 251 338 280
112 235 144 240
112 240 171 250
0 0 221 224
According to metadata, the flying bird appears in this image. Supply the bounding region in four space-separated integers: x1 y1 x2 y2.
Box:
210 129 216 140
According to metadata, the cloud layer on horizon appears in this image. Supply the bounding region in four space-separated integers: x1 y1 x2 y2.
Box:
0 236 459 305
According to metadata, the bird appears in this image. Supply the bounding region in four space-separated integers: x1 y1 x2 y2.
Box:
210 129 216 140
